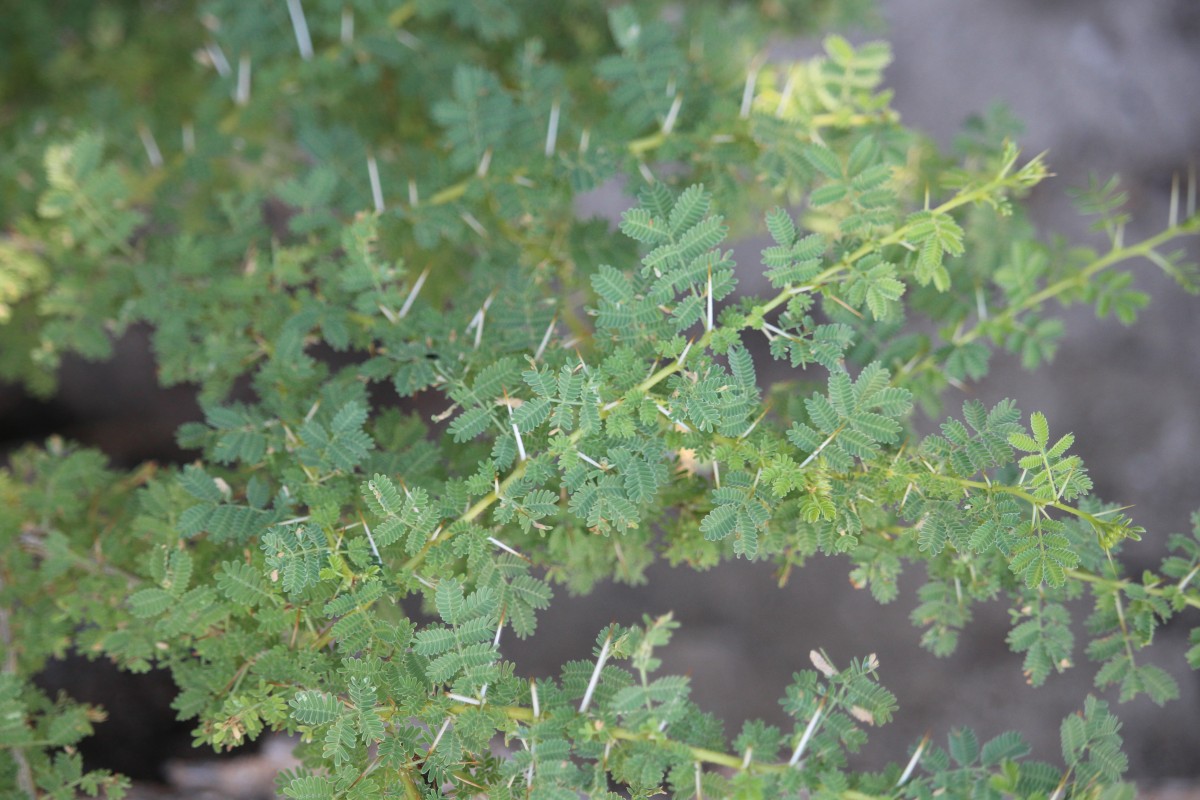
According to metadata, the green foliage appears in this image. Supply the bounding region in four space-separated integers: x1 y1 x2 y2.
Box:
2 2 1199 799
785 361 912 471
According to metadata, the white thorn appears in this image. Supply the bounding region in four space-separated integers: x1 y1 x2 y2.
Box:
799 431 837 469
512 423 527 461
579 128 590 154
896 736 928 787
706 268 714 331
579 631 612 713
235 53 251 105
399 267 429 318
304 400 321 423
676 338 694 366
428 524 443 542
1187 162 1196 218
428 717 452 753
395 29 421 50
414 573 435 589
775 69 796 117
476 147 492 178
367 155 384 213
577 451 604 470
740 747 751 769
637 162 656 185
340 7 354 44
601 400 621 412
739 415 762 440
740 60 763 119
461 211 487 239
1178 564 1199 592
181 122 195 155
362 520 382 564
468 295 494 349
530 679 540 719
788 702 824 766
488 536 525 560
1169 172 1180 230
695 761 703 800
712 460 720 488
407 178 419 207
535 316 557 362
378 303 398 324
478 625 503 704
205 41 231 77
662 93 682 135
138 125 163 168
286 0 313 60
545 100 561 157
446 692 480 706
656 403 691 432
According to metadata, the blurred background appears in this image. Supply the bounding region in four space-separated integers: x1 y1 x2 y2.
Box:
3 0 1199 792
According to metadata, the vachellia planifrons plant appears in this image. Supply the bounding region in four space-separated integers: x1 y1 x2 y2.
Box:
2 2 1200 798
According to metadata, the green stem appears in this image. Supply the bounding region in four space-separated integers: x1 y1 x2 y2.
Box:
754 162 1033 324
450 702 793 775
400 162 1045 578
976 219 1199 344
17 529 140 585
1108 556 1140 666
900 214 1200 381
398 769 423 800
1066 568 1200 612
886 468 1200 612
889 468 1106 528
401 457 532 574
